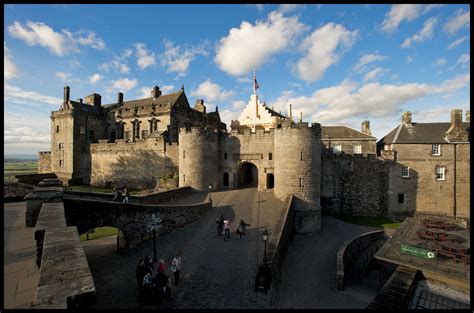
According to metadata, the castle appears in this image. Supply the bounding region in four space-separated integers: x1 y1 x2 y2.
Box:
39 84 470 234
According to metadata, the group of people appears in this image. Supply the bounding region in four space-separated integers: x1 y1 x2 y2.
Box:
135 252 182 304
216 213 250 241
112 186 130 203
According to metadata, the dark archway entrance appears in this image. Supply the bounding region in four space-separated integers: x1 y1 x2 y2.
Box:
239 162 258 188
223 172 229 187
267 173 274 189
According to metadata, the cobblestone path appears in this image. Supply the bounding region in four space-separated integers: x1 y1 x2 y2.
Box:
86 188 287 309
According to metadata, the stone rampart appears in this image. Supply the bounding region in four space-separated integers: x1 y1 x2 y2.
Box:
336 230 386 291
38 151 52 174
15 173 57 186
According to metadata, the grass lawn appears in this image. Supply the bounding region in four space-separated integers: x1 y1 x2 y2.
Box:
4 161 38 183
334 214 402 229
80 226 118 241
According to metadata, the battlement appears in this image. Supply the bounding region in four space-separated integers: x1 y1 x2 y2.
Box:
90 136 166 152
38 151 52 155
279 121 321 130
179 127 221 135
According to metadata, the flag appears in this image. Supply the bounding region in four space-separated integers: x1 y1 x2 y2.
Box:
254 77 259 90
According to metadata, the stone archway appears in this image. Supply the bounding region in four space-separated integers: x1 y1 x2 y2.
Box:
239 162 258 188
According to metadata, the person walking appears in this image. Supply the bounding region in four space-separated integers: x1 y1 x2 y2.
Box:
123 187 130 203
112 187 122 202
157 259 166 273
170 251 182 286
236 219 251 239
223 218 231 241
135 259 147 295
216 213 224 236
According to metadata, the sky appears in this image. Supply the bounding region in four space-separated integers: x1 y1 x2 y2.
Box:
4 4 471 155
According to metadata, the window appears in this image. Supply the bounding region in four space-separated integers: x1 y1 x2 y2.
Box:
432 144 441 156
436 166 445 180
401 167 410 178
269 153 272 160
80 126 86 134
224 153 227 160
183 150 185 159
142 130 148 138
353 144 362 154
333 144 342 154
299 177 302 187
398 193 405 204
59 160 64 168
56 125 60 133
58 143 64 150
183 174 185 182
300 151 303 161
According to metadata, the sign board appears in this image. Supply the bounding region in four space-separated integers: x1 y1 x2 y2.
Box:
149 213 163 232
400 244 437 260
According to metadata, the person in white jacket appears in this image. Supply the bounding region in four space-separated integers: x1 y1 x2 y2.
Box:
170 251 182 286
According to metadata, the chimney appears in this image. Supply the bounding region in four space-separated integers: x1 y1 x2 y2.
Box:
466 111 470 122
445 109 468 142
84 93 102 108
194 99 206 114
151 86 161 99
299 112 303 123
63 86 70 104
361 120 372 135
402 111 412 125
117 92 124 104
77 98 83 103
289 103 293 123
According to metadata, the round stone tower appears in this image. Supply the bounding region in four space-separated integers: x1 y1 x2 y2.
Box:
274 122 322 233
178 127 219 191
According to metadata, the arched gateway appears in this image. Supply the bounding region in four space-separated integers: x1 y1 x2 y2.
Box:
239 162 258 188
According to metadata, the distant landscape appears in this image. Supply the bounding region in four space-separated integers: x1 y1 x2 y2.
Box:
4 158 38 183
4 154 38 162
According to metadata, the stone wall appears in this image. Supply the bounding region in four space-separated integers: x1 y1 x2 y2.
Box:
38 151 52 173
63 197 211 248
387 142 470 218
89 137 179 189
15 173 58 186
322 138 376 156
321 154 391 217
336 230 386 291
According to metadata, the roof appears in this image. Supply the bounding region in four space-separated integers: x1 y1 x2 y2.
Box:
109 91 184 111
321 126 375 139
377 122 470 145
263 106 285 119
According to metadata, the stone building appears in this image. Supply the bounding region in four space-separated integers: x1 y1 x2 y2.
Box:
377 110 470 218
47 85 225 187
321 120 376 156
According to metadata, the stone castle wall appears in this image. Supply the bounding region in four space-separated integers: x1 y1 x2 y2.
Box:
90 137 179 189
38 151 52 174
321 154 391 217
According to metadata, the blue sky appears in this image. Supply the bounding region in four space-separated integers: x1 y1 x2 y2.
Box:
4 4 470 155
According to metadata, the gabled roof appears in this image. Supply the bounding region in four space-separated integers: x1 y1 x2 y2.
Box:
264 106 285 119
321 126 375 139
377 122 470 145
109 90 184 111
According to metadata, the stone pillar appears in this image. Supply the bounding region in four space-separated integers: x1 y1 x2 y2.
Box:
117 92 123 104
402 111 412 125
64 86 70 104
361 120 371 135
446 109 468 142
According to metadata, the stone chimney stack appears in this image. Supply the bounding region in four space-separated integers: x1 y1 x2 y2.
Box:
117 92 124 104
466 111 470 122
361 120 372 135
63 86 70 104
402 111 412 125
194 99 206 114
445 109 468 142
151 86 161 99
84 93 102 108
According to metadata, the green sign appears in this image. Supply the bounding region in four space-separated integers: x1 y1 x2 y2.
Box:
400 244 437 260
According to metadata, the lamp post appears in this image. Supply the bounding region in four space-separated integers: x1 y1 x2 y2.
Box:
209 185 212 202
262 228 269 265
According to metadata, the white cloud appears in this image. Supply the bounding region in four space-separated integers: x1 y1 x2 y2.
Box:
215 11 306 77
55 71 72 82
88 73 102 84
98 48 131 74
363 67 386 83
231 100 247 111
134 42 156 70
107 78 138 93
456 54 470 65
381 4 422 33
190 79 235 103
295 23 358 82
219 109 241 129
138 84 175 98
278 4 302 14
69 59 82 69
160 39 208 76
4 84 62 106
7 20 105 56
447 36 468 49
269 73 470 126
4 43 19 80
161 85 175 94
422 4 444 14
406 56 414 63
401 17 437 48
444 9 470 35
433 58 447 67
353 53 387 72
250 4 264 12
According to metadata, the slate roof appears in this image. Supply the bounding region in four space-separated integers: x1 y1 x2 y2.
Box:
263 106 286 118
377 122 470 145
110 91 184 111
321 126 375 139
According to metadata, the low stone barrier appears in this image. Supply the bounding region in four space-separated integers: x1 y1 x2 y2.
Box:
25 188 63 227
14 173 57 186
336 230 386 291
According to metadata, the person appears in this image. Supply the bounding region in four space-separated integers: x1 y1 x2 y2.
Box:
144 255 154 274
223 218 231 241
135 259 147 295
170 251 182 286
123 186 130 203
236 219 251 239
154 269 171 303
157 259 166 273
112 187 122 202
216 213 224 236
